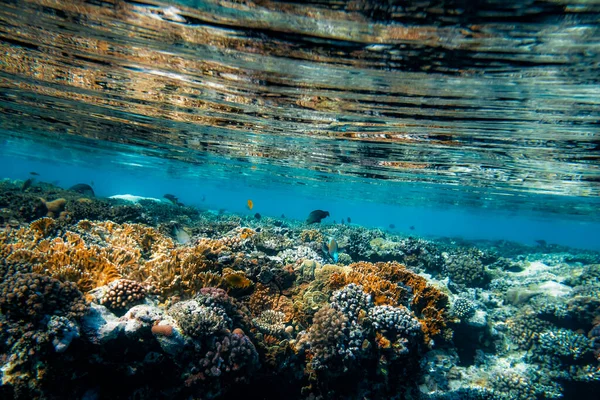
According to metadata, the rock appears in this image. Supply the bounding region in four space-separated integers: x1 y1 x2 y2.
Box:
120 304 165 338
81 303 123 344
466 310 488 328
152 317 189 357
505 288 539 305
532 281 572 298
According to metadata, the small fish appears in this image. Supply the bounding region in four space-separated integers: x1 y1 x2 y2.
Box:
281 214 285 218
250 165 257 170
69 183 95 196
322 237 339 262
247 199 253 210
201 195 206 202
389 224 395 229
22 178 34 192
218 208 226 215
535 239 547 247
172 224 191 245
409 226 415 231
29 171 39 176
347 217 351 223
254 213 261 220
306 209 330 224
90 181 95 187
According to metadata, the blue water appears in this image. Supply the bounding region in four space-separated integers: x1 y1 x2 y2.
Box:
3 134 598 250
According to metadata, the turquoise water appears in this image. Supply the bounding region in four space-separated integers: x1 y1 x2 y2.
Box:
2 133 599 249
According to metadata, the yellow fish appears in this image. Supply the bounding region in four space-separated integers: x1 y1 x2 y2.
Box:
247 199 253 210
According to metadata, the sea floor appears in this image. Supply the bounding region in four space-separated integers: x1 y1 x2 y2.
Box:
0 178 599 399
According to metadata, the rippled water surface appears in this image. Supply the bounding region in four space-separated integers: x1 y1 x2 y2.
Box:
0 0 599 222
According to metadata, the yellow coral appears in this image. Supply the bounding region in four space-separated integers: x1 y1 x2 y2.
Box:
300 229 323 243
222 267 253 290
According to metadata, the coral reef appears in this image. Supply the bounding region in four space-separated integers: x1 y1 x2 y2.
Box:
0 182 598 399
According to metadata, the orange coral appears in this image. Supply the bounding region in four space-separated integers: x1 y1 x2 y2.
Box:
29 217 56 238
328 261 449 343
247 283 294 323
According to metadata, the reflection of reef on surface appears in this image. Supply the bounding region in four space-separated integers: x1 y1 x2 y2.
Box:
0 180 599 399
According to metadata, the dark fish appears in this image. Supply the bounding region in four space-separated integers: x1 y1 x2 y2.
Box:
218 208 226 215
274 220 283 227
306 210 330 224
535 239 547 247
69 183 95 196
254 213 261 220
409 226 415 230
22 178 34 192
281 214 285 218
29 172 39 176
201 195 206 202
389 224 395 229
164 193 178 204
347 217 351 223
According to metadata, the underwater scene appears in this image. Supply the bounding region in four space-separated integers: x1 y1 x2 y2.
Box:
0 0 599 399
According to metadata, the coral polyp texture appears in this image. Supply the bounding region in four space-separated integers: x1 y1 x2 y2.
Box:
0 180 599 399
